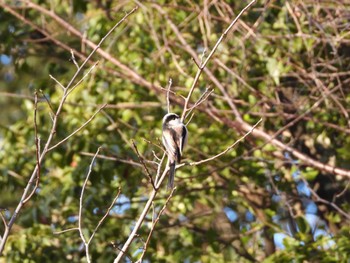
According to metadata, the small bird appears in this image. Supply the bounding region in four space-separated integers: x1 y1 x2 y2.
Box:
162 113 188 189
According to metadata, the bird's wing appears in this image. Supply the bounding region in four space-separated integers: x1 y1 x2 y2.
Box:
179 125 188 155
170 125 186 162
162 129 179 162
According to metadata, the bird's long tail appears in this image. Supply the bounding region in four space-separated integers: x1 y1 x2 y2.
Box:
167 161 176 189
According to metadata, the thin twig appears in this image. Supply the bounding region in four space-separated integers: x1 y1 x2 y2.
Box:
66 61 100 96
179 0 256 122
21 1 144 88
189 119 262 166
23 91 41 203
113 164 169 263
191 57 200 69
47 104 107 152
70 49 80 69
155 154 166 186
185 112 195 127
79 152 143 168
111 242 133 262
301 178 350 220
88 187 122 243
131 140 155 189
199 47 206 66
38 90 55 116
49 74 66 91
142 137 164 151
54 158 122 261
137 187 176 262
185 88 214 120
334 180 350 201
166 78 172 113
79 147 102 263
152 150 162 162
53 227 80 235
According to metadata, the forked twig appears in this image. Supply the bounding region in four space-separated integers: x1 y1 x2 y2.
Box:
185 87 214 121
78 147 102 263
137 187 176 262
54 148 121 262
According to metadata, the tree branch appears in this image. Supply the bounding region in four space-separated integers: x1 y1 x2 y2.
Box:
0 8 136 255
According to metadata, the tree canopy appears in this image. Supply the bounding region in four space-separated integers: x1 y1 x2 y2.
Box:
1 0 350 262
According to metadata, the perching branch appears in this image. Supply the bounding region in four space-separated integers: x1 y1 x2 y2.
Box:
113 165 170 263
113 2 257 262
136 187 176 262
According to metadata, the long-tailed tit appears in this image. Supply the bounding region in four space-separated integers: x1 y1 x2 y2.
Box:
162 113 188 189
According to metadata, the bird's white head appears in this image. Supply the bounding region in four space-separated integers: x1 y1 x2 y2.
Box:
162 113 181 126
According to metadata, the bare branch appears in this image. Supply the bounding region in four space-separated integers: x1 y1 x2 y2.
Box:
301 178 350 221
155 154 166 186
88 187 122 243
49 74 66 91
48 104 107 152
79 147 101 263
166 78 173 113
20 1 145 88
199 47 206 67
53 228 79 235
131 140 156 189
0 7 137 254
66 61 100 96
23 91 41 204
142 137 164 152
189 119 262 166
191 57 200 69
163 0 257 122
54 153 121 261
137 187 176 262
334 180 350 202
80 152 144 168
113 165 169 263
185 87 214 121
38 90 55 117
239 120 350 179
70 49 80 69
